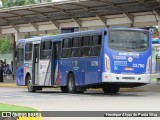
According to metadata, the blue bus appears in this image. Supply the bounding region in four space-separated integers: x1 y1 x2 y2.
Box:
16 28 152 93
152 38 160 83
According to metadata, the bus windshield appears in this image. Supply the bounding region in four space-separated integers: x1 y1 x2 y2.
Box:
108 30 149 52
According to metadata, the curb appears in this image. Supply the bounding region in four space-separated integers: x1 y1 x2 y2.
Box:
17 116 43 120
120 88 144 92
88 88 144 92
0 83 26 88
0 83 145 92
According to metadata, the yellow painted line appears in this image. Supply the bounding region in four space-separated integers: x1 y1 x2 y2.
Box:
0 83 144 92
120 88 144 92
17 116 43 120
17 108 43 120
0 83 26 88
88 88 144 92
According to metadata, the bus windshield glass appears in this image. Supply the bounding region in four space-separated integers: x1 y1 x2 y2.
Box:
109 30 149 52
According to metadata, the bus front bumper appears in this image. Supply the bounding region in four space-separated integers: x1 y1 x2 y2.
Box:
102 73 151 84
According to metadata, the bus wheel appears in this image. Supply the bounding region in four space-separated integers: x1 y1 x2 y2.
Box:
27 79 36 93
61 86 68 93
67 73 77 93
102 84 119 94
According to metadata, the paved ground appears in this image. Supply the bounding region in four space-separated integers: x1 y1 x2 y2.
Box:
0 81 160 111
2 75 15 83
0 79 160 120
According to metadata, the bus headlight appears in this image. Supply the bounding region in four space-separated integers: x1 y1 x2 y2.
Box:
146 56 151 73
105 54 110 72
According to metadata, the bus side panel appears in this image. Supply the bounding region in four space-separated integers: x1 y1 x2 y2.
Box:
102 34 109 73
60 59 71 86
16 64 25 86
74 71 85 86
70 58 85 86
60 58 86 86
39 60 51 86
85 57 101 85
54 59 61 85
149 32 152 74
24 62 32 84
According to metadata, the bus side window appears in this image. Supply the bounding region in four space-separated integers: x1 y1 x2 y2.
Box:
17 43 24 62
54 43 61 59
91 35 102 56
62 38 72 58
17 48 24 62
71 37 81 58
81 36 91 57
25 43 32 61
41 41 51 60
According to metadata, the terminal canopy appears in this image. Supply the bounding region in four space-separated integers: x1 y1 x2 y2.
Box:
0 0 160 34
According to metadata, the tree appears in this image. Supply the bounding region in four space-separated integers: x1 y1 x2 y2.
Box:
2 0 52 8
36 0 52 3
0 37 12 53
151 26 159 38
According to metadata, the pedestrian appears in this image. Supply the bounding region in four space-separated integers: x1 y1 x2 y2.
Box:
5 64 12 75
4 59 7 65
2 61 6 75
0 65 4 82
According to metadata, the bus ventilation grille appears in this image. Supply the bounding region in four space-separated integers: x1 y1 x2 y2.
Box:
122 77 135 80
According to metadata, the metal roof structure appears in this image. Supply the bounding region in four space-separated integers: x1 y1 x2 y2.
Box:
0 0 160 35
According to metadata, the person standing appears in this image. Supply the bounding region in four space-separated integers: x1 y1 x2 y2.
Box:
5 64 12 75
4 59 7 65
0 65 3 82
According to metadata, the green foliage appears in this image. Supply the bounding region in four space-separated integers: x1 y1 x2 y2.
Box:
152 26 159 38
26 0 36 5
0 37 12 53
1 0 7 7
0 103 37 111
2 0 52 8
46 0 52 2
36 0 52 3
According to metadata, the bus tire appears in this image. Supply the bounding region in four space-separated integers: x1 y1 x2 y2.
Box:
27 77 36 93
67 73 77 93
76 87 85 93
102 84 119 94
36 87 42 91
61 86 68 93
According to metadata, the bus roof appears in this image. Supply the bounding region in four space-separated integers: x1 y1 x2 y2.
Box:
17 36 41 43
17 27 149 43
41 27 149 41
41 28 105 41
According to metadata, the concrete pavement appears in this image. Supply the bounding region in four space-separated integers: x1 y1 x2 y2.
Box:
1 79 160 120
1 74 159 92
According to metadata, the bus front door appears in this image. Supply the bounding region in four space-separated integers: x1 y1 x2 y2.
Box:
51 41 61 85
32 43 40 85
